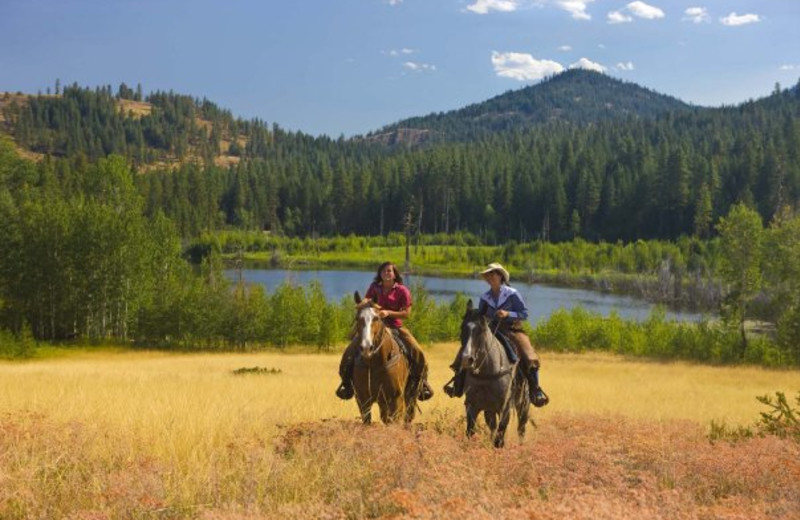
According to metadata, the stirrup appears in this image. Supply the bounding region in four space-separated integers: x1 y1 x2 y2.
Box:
336 381 354 400
532 387 549 408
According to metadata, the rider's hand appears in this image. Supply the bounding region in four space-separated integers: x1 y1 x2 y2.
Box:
496 310 509 319
378 310 390 319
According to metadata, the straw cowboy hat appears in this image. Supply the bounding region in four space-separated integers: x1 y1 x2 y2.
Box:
480 262 510 283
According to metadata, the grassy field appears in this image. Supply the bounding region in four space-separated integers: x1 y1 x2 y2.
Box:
1 345 798 518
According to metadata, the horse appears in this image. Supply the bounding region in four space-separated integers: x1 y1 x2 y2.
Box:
350 291 416 425
459 299 530 447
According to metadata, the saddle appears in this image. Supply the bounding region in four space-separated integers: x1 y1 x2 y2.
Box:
493 330 519 365
390 328 410 360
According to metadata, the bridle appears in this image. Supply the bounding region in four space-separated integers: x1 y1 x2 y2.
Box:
462 314 513 379
357 304 388 356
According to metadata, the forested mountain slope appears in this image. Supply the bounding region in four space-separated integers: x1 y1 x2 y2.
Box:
1 73 799 242
367 69 694 144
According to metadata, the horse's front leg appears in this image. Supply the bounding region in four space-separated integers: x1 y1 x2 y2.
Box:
465 404 478 438
484 410 499 445
495 407 511 449
357 397 372 425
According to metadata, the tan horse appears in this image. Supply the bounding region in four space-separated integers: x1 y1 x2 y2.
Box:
351 292 416 424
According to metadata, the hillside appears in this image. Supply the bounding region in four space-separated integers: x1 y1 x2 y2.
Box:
1 76 799 242
0 86 268 170
367 69 694 144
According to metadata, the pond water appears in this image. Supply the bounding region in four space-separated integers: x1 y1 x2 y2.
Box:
226 269 707 325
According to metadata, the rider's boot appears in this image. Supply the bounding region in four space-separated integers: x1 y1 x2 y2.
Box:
527 366 549 407
443 370 465 398
335 361 355 400
418 378 434 401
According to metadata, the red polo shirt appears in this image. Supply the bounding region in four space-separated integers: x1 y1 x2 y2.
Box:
365 282 412 329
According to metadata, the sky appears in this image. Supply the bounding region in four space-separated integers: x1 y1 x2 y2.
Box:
1 0 799 138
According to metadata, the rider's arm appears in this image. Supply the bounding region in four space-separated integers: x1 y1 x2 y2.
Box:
504 293 529 321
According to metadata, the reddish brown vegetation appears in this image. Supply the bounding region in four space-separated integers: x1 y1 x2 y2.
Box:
1 411 798 519
263 413 800 519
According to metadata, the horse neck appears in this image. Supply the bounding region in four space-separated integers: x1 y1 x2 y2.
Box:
367 323 396 364
474 327 506 373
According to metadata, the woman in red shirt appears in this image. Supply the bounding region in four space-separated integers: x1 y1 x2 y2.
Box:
336 261 433 402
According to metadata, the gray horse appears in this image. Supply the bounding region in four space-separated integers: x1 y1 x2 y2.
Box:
459 299 530 448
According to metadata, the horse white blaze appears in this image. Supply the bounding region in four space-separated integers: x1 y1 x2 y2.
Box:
462 322 475 361
359 307 376 350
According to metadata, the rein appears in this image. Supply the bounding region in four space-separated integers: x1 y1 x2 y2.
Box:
466 325 514 380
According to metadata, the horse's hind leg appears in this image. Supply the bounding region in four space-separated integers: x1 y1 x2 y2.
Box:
384 397 405 424
513 371 530 441
517 399 529 440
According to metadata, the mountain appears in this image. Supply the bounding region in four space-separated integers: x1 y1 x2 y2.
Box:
366 69 694 145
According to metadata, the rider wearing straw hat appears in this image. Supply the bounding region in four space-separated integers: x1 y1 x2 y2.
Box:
444 262 549 407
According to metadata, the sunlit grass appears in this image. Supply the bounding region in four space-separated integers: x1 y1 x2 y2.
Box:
3 345 797 435
0 346 798 517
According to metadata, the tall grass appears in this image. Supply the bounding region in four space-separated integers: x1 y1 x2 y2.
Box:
0 348 798 518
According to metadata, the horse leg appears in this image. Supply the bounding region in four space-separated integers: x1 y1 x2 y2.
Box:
484 410 498 445
496 407 511 449
517 397 529 440
465 405 477 438
357 397 372 425
394 395 406 424
385 394 405 424
404 392 416 423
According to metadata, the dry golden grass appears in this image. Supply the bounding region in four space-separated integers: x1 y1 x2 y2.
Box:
0 345 798 519
118 99 152 118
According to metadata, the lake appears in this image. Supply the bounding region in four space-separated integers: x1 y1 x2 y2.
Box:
226 268 707 325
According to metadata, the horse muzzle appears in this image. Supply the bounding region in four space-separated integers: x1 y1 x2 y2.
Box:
359 342 379 360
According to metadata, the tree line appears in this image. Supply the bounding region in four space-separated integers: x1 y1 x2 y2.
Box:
2 78 799 242
2 135 800 366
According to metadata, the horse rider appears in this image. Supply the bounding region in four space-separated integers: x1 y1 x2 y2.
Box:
444 262 549 407
336 261 434 402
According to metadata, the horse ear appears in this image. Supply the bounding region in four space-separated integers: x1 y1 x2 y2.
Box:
354 291 362 304
466 299 473 312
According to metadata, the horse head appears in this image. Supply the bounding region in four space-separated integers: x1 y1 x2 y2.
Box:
353 291 385 360
460 299 491 373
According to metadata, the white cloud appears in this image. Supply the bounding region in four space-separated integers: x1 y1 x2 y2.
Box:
491 51 565 81
403 61 436 72
558 45 572 51
466 0 519 14
720 12 761 26
555 0 594 20
569 57 607 73
683 7 709 23
609 1 664 23
780 64 798 71
387 48 415 56
615 61 635 71
387 0 402 5
608 10 633 23
626 1 664 19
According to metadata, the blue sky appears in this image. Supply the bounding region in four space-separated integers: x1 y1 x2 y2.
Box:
1 0 798 137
